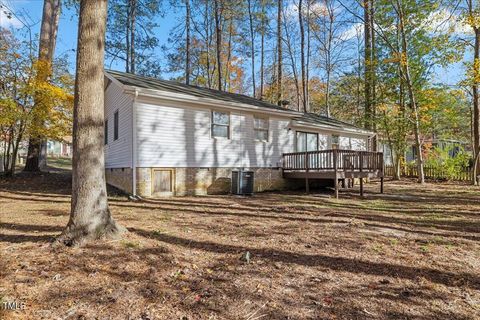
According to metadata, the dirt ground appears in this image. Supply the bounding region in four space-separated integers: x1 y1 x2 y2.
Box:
0 172 479 320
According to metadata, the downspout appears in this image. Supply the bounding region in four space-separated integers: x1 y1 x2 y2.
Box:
132 89 138 197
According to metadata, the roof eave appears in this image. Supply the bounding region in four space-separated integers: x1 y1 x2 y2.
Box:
292 120 374 136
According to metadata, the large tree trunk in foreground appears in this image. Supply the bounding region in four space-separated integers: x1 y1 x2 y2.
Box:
24 0 61 172
56 0 123 247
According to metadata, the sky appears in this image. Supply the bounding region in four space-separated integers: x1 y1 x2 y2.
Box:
0 0 471 87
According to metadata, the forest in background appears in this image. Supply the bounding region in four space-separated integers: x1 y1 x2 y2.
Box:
1 0 479 183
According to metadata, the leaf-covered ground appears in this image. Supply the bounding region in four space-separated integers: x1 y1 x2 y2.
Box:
0 172 479 319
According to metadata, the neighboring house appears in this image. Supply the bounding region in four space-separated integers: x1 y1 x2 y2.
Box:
47 136 72 157
104 70 375 197
405 138 466 163
1 137 71 173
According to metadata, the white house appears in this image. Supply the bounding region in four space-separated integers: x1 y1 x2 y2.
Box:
104 70 375 197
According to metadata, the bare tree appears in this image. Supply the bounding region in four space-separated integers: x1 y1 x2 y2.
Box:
277 0 283 105
214 0 223 91
130 0 137 74
311 0 349 117
364 0 373 129
283 14 301 109
259 0 267 99
299 0 308 112
24 0 61 172
247 0 256 97
56 0 123 246
185 0 191 84
395 0 424 183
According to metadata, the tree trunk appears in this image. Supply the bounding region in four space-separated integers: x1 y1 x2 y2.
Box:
130 0 136 74
305 0 311 112
185 0 191 85
205 1 212 88
126 0 130 72
473 28 480 183
397 0 424 184
214 0 222 91
24 0 61 172
248 0 256 97
225 18 233 91
469 0 480 183
370 0 377 150
56 0 124 247
277 0 283 106
364 0 373 130
260 0 266 100
284 18 300 109
299 0 307 112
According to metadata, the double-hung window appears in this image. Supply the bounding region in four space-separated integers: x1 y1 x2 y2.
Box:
211 111 230 138
254 117 268 141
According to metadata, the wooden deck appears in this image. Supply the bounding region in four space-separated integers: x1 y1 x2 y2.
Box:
282 149 384 198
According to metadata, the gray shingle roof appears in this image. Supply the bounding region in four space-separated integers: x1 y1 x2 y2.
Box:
106 70 287 112
106 70 371 134
295 113 371 133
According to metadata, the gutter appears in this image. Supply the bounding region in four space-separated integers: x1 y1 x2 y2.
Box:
291 120 374 136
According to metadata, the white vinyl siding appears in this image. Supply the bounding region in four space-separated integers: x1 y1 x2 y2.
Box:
104 81 133 168
135 99 293 168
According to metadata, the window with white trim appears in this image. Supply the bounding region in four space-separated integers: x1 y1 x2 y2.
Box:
211 111 230 138
254 117 268 141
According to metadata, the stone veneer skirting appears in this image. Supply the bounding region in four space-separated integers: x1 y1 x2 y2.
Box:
106 167 299 197
105 168 133 194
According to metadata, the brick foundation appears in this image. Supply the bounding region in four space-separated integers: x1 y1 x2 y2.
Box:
105 168 133 194
106 167 301 197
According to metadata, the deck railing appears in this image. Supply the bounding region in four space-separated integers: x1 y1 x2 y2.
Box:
282 149 384 173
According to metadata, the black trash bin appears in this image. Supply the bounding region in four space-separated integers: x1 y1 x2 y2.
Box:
231 170 254 195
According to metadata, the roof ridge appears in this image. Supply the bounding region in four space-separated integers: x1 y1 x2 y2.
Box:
105 69 284 110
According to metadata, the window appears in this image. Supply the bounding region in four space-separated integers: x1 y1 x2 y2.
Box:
296 132 318 152
211 111 229 138
331 134 339 149
114 110 119 140
104 119 108 145
254 117 268 141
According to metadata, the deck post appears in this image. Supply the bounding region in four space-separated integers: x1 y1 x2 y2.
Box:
360 177 364 197
359 151 364 197
333 149 338 198
305 152 309 193
380 153 384 194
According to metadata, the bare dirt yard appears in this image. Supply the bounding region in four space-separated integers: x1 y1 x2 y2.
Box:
0 172 479 320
